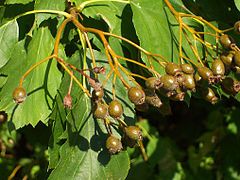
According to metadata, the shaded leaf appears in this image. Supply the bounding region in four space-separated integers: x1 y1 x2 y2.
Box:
5 0 33 4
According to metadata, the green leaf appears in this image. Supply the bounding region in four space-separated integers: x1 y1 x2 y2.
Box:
5 0 33 4
34 0 65 25
0 27 62 129
235 0 240 12
0 20 19 68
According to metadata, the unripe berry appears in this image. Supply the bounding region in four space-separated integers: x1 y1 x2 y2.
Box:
92 88 104 101
108 100 123 118
181 63 195 74
160 74 178 91
106 135 122 154
219 34 235 49
128 87 145 105
165 62 182 76
145 77 162 90
197 66 213 81
211 59 225 76
12 87 27 104
125 126 142 141
93 103 108 119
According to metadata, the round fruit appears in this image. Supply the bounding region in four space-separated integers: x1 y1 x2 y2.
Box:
108 100 123 118
234 21 240 34
211 59 225 76
181 63 195 74
12 87 27 104
145 91 162 108
220 52 234 67
234 51 240 67
170 91 185 101
221 77 239 95
202 88 218 104
93 103 108 119
197 66 213 81
125 126 142 141
160 74 178 91
106 135 122 154
92 88 104 101
219 34 234 49
165 62 182 76
128 87 145 105
145 77 162 90
183 74 196 91
0 111 8 124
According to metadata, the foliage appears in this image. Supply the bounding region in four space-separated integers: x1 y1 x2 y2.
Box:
1 0 240 179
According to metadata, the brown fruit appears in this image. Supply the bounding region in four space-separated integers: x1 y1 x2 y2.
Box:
211 59 225 76
234 21 240 34
181 63 195 74
182 74 196 91
92 88 104 101
221 77 240 95
108 100 123 118
202 88 218 104
220 52 234 67
128 87 145 105
12 87 27 104
165 62 182 76
197 66 213 81
106 135 123 154
234 51 240 67
125 126 142 141
93 103 108 119
160 74 178 91
145 90 162 108
145 77 162 90
219 34 235 49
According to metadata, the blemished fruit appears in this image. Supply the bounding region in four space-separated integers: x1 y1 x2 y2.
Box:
234 51 240 67
197 66 213 81
108 100 123 118
160 74 178 91
145 77 162 90
92 88 104 101
12 87 27 104
106 135 123 154
165 62 182 76
93 103 108 119
128 87 145 105
219 34 234 49
125 126 142 141
145 90 162 108
221 77 240 95
181 63 195 74
211 59 225 76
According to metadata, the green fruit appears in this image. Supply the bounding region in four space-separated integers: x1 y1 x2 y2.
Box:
160 74 178 91
108 100 123 118
183 74 196 91
0 111 8 124
234 51 240 67
197 66 213 81
106 135 122 154
165 62 182 76
145 77 162 90
125 126 142 141
220 52 234 67
234 21 240 34
221 77 240 95
219 34 234 49
211 59 225 76
202 88 218 104
12 87 27 104
128 87 145 105
92 88 104 101
181 63 195 74
93 103 108 119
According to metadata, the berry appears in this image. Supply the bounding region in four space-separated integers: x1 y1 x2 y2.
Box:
165 62 182 76
234 51 240 67
145 90 162 108
145 77 162 90
125 126 142 141
0 111 8 124
221 77 240 95
182 74 196 91
197 66 213 81
135 103 149 112
170 91 185 101
108 100 123 118
160 74 178 91
202 88 218 104
219 34 234 49
234 21 240 34
106 135 122 154
92 88 104 101
12 87 27 104
211 59 225 76
220 52 234 67
128 87 145 105
93 103 108 119
181 63 194 74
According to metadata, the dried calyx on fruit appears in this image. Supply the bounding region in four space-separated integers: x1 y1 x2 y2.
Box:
145 77 162 90
93 103 108 119
13 86 27 104
234 21 240 34
124 126 142 141
63 94 72 109
106 135 123 154
219 34 235 49
169 88 185 101
128 87 145 105
221 77 240 95
145 89 162 108
0 111 8 124
201 88 218 104
220 51 234 68
209 59 225 84
108 100 123 119
160 74 179 92
197 66 214 82
165 62 182 76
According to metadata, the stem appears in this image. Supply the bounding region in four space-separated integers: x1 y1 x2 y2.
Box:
78 0 129 11
138 140 148 161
